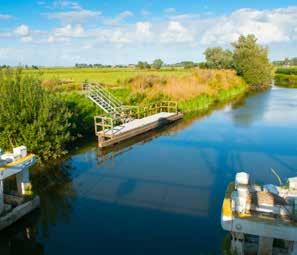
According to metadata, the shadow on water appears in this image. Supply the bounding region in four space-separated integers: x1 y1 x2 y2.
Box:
0 210 44 255
0 161 78 255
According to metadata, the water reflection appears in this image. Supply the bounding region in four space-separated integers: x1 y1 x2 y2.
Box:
32 162 77 238
0 211 44 255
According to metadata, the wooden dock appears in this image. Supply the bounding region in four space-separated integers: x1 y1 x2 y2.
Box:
94 102 183 148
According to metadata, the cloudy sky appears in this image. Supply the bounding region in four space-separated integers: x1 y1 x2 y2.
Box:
0 0 297 66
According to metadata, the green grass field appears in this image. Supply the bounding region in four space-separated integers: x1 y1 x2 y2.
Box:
24 67 190 86
22 67 248 112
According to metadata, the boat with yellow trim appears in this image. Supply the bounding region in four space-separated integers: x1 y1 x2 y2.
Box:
0 146 40 231
221 172 297 255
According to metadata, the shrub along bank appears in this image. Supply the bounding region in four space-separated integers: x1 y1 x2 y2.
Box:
275 74 297 88
275 67 297 88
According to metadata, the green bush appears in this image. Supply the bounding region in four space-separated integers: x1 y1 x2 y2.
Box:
233 35 273 88
0 69 72 160
275 74 297 88
276 67 297 75
62 92 102 138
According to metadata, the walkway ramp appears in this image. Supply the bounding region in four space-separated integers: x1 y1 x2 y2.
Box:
83 83 183 147
83 82 122 115
94 102 183 148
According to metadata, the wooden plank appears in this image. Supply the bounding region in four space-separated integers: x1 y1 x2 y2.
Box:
97 112 183 148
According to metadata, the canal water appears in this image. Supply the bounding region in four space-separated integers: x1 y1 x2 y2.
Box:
1 87 297 254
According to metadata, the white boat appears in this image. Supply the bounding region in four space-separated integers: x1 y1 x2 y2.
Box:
0 146 40 231
221 172 297 255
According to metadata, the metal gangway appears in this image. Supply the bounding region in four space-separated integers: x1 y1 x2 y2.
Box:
83 82 183 148
83 82 123 116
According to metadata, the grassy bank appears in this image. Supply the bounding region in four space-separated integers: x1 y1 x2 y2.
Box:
31 67 247 113
0 67 247 160
275 67 297 88
124 69 247 112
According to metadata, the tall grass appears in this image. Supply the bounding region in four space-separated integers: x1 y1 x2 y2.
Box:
127 68 247 111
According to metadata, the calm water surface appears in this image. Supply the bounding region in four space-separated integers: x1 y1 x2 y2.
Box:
1 87 297 254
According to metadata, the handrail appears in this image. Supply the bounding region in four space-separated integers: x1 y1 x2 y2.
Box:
88 85 119 108
88 85 119 112
85 82 122 107
94 100 179 137
83 82 123 115
94 116 115 136
91 85 121 108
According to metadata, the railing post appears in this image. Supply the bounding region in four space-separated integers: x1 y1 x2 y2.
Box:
111 118 114 137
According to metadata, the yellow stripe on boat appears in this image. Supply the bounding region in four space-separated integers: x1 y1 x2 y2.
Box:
0 154 35 172
222 197 232 218
222 183 235 218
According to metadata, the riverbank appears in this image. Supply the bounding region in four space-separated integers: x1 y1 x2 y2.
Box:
0 67 247 160
61 68 247 141
275 67 297 88
110 68 248 112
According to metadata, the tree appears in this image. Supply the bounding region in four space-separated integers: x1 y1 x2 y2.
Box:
232 34 273 88
152 59 164 70
183 61 195 69
204 47 233 69
136 61 151 69
0 69 72 160
136 61 145 69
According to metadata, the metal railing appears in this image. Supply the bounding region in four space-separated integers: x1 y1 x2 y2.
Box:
94 101 179 136
83 82 122 114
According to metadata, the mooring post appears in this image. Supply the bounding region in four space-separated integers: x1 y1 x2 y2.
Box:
16 167 31 196
0 179 3 214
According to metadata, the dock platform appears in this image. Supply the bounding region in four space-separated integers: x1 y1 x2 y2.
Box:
94 102 183 148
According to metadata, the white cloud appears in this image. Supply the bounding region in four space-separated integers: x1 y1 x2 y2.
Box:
110 30 131 43
104 11 133 26
136 22 151 36
53 24 84 37
52 1 82 10
161 21 194 43
14 25 30 36
47 35 68 43
46 9 101 23
2 6 297 65
0 14 13 20
201 7 297 45
21 36 33 43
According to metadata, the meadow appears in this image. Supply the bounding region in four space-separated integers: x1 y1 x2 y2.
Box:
24 67 247 112
23 67 190 86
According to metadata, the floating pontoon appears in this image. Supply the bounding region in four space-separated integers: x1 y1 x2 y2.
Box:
83 82 183 148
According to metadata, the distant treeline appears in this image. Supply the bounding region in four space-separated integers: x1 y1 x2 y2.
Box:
273 57 297 66
0 65 39 69
75 63 115 68
74 61 199 69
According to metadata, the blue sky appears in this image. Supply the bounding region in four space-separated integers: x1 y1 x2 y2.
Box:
0 0 297 66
